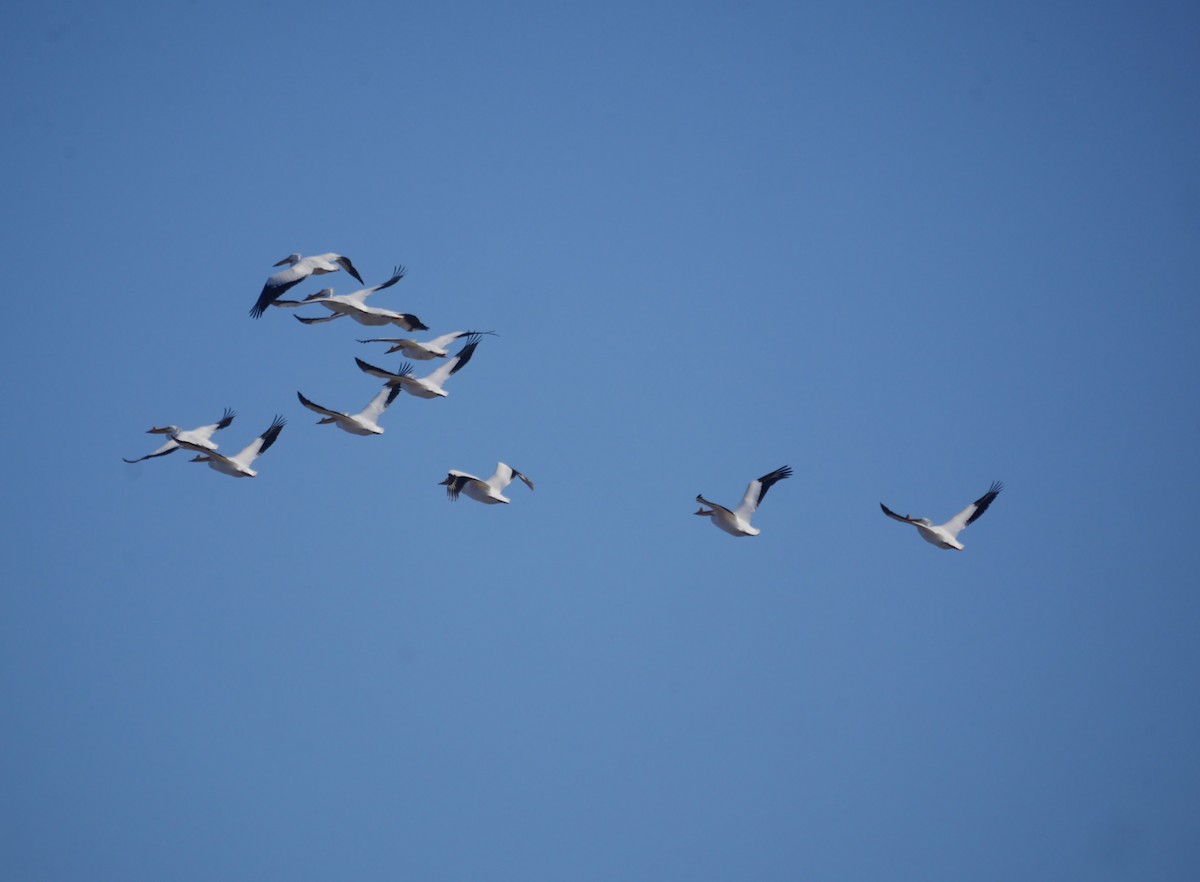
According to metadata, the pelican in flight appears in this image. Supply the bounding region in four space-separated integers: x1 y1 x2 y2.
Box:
880 481 1003 550
180 415 286 478
354 336 482 399
296 384 402 435
695 466 792 537
250 252 365 318
439 463 534 504
272 266 428 331
357 330 496 360
123 408 235 463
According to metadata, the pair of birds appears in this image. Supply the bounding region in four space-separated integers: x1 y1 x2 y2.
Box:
296 333 486 435
123 410 286 478
696 466 1003 550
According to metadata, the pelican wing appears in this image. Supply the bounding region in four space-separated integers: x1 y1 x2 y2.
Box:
123 439 179 463
442 471 478 501
880 503 921 524
355 357 414 383
940 481 1003 538
296 391 347 421
487 463 535 493
251 264 308 318
342 266 405 303
735 466 792 519
358 384 403 422
229 415 286 467
696 493 734 519
427 337 481 386
295 312 345 325
187 408 236 444
429 329 496 349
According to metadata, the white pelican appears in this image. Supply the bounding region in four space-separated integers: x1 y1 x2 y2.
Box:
354 336 482 399
250 252 365 318
695 466 792 537
180 415 286 478
272 267 428 330
296 384 402 435
880 481 1003 550
124 408 235 463
357 330 496 360
439 463 534 504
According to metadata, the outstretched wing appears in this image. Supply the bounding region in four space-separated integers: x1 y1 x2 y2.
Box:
429 329 496 349
358 384 403 421
696 493 734 519
188 408 236 444
355 357 414 383
230 415 286 467
123 440 179 463
880 503 920 524
427 337 481 386
488 463 534 492
296 391 347 421
251 265 308 318
941 481 1003 538
735 465 792 519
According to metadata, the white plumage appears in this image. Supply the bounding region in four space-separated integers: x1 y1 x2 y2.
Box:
695 466 792 537
880 481 1003 550
124 408 235 463
179 415 286 478
250 252 364 318
439 463 534 504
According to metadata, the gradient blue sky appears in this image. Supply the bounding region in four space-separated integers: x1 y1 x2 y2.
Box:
4 1 1199 879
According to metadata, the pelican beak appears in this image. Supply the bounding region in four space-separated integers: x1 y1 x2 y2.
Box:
273 256 290 266
438 477 451 485
694 508 710 516
189 455 207 462
147 427 166 434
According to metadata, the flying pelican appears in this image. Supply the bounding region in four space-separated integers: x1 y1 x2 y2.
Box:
250 252 365 318
438 463 534 504
123 408 236 463
296 384 402 435
357 330 496 360
354 336 482 399
272 267 428 330
695 466 792 537
180 415 286 478
880 481 1003 550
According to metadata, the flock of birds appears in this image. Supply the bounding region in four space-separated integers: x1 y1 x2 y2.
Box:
125 251 1003 548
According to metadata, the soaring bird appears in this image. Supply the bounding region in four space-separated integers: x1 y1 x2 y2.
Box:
250 252 364 318
695 466 792 537
357 330 496 360
296 384 402 436
272 267 428 330
123 408 236 463
179 416 286 478
880 481 1003 550
354 336 482 399
439 463 534 504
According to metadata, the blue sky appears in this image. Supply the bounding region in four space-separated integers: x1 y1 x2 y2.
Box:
3 1 1199 879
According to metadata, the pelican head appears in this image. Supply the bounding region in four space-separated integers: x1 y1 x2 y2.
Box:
274 253 302 267
147 425 180 435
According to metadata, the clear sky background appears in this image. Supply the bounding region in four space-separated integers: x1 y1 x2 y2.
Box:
3 1 1199 879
